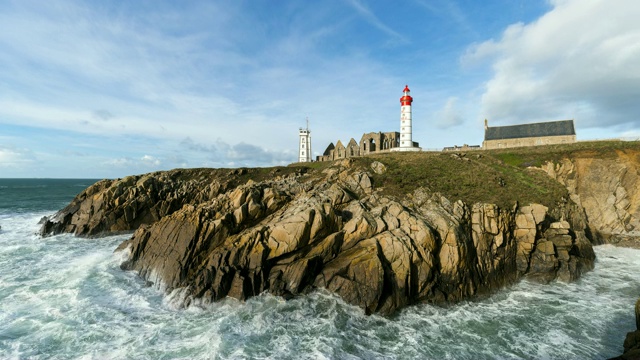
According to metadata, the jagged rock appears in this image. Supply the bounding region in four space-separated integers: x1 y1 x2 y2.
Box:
46 162 596 315
38 168 297 238
111 167 594 314
540 156 640 243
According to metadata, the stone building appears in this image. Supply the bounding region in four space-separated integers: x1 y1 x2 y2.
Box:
482 119 576 150
360 132 401 155
316 131 412 162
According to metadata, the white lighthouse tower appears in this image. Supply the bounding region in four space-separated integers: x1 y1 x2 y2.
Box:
393 85 421 152
298 118 312 162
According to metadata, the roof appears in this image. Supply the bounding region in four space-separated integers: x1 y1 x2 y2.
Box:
484 120 575 141
323 143 335 156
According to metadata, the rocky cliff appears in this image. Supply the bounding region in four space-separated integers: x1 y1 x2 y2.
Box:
543 152 640 242
540 150 640 245
41 156 596 315
529 144 640 359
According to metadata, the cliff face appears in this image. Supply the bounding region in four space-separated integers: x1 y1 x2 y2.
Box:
540 149 640 245
41 159 595 315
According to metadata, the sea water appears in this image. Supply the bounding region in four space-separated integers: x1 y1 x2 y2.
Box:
0 179 638 359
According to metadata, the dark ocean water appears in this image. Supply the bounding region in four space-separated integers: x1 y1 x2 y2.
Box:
0 178 638 359
0 178 99 214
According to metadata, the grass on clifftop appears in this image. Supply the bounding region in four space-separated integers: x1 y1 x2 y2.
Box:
491 140 640 167
352 152 567 209
355 140 640 209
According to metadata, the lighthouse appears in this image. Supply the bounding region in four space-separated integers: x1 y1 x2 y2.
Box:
392 85 421 152
298 118 312 162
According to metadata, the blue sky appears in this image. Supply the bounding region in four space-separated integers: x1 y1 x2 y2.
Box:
1 0 639 178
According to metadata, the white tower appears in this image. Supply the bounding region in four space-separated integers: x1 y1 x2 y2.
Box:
298 118 312 162
393 85 421 152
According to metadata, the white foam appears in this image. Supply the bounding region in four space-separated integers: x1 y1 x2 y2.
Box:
2 210 640 359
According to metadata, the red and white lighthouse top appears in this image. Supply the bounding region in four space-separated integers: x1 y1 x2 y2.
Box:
400 85 413 106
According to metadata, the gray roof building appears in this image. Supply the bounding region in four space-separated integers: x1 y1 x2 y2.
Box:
484 120 576 141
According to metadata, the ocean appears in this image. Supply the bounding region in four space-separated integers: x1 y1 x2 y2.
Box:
0 178 638 359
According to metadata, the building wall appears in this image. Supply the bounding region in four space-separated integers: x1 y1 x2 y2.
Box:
360 132 382 155
482 135 576 150
316 132 401 162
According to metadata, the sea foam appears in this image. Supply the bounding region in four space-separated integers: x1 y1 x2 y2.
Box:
0 212 638 359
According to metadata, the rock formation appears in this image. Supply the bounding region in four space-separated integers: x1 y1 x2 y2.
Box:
41 159 595 315
540 151 640 244
534 146 640 360
39 168 272 237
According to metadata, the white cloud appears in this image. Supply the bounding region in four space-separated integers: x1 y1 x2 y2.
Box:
465 0 640 129
180 138 295 167
0 0 404 156
104 157 135 168
106 155 161 168
435 97 465 129
141 155 161 167
0 145 34 168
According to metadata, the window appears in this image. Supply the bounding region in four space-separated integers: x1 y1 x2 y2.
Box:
302 144 305 148
302 151 305 155
302 138 305 143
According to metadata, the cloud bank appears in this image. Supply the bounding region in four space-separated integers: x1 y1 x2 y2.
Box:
465 0 640 130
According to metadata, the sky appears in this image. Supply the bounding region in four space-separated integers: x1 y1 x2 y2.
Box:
1 0 639 178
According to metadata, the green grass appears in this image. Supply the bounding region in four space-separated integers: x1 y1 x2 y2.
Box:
352 151 568 209
490 140 640 167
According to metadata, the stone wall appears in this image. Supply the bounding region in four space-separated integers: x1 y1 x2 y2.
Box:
317 131 402 162
483 135 576 150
